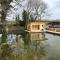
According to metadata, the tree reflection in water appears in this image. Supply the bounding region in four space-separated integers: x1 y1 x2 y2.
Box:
0 32 48 60
21 32 47 60
1 44 12 60
0 33 13 60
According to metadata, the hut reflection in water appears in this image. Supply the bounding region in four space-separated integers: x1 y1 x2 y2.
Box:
0 32 48 60
26 33 47 41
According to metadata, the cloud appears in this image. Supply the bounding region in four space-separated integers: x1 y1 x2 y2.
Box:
43 0 60 20
7 0 60 20
43 0 56 8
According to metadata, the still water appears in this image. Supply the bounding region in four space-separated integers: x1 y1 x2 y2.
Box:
0 32 60 60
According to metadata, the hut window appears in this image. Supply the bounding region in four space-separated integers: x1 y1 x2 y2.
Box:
32 25 35 30
37 25 40 30
32 25 40 30
42 25 43 27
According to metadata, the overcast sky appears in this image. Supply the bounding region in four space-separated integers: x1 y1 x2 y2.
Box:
7 0 60 21
43 0 60 20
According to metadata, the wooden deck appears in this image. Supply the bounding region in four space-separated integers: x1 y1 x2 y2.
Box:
25 30 45 33
46 30 60 35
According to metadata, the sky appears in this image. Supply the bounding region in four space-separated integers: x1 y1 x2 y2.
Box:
43 0 60 20
6 0 60 21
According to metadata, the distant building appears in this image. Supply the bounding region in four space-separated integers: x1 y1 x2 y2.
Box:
47 21 60 33
48 21 60 28
27 21 48 32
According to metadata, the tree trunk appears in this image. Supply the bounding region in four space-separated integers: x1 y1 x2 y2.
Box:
1 10 7 43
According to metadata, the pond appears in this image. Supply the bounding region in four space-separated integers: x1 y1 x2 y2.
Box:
0 32 60 60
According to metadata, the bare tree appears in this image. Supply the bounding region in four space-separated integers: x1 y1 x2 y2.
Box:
0 0 13 22
0 0 25 42
0 0 23 22
26 0 47 20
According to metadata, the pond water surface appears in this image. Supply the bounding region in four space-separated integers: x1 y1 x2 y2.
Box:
0 32 60 60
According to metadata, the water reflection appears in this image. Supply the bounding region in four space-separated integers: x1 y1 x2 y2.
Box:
20 32 47 60
22 43 46 60
7 34 16 44
0 34 14 60
26 33 47 41
22 32 48 45
0 32 48 60
0 44 13 60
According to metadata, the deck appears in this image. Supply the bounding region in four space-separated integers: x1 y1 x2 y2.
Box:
46 30 60 35
25 30 45 33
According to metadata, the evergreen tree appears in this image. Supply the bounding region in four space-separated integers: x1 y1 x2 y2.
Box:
22 10 28 26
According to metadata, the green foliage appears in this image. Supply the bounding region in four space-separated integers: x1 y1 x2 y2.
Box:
1 44 13 60
22 10 28 21
0 0 12 22
0 0 6 3
1 11 6 22
0 0 12 43
1 44 12 56
0 0 12 3
22 10 28 26
15 15 20 25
